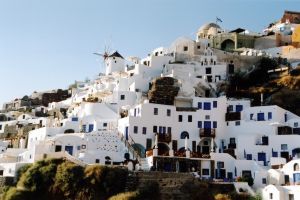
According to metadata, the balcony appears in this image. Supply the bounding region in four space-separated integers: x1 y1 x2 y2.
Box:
158 133 172 143
278 126 293 135
225 112 241 121
199 128 216 138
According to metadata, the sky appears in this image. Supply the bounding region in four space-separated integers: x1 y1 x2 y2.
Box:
0 0 299 106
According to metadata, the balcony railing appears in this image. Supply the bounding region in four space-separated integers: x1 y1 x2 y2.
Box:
199 128 216 138
225 112 241 121
158 133 172 143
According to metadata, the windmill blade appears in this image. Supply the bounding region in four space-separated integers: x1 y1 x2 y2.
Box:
93 52 105 57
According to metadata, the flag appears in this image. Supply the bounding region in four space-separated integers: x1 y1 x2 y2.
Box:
216 17 223 23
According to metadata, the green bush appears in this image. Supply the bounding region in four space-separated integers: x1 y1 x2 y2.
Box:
2 187 31 200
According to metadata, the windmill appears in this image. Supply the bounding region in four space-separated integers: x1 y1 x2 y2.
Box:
94 44 112 74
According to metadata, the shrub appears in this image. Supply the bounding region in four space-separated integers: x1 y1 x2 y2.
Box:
15 164 32 183
2 187 31 200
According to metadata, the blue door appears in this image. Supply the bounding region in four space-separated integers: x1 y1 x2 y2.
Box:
257 113 265 121
65 146 73 155
236 105 243 112
125 127 129 140
204 121 211 129
293 173 300 183
258 152 266 166
88 124 94 132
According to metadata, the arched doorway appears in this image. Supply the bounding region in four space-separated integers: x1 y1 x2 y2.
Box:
221 39 235 51
155 143 170 156
132 143 146 158
64 129 75 134
180 131 189 139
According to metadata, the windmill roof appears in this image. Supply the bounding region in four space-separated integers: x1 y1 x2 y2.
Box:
108 51 124 59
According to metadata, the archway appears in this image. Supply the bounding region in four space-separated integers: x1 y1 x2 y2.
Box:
180 131 189 139
156 143 170 156
132 143 146 158
294 163 300 171
221 39 235 51
64 129 75 134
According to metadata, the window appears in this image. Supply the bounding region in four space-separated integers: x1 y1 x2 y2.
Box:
262 178 266 184
294 163 299 171
257 113 265 121
120 95 125 100
167 109 171 116
180 131 189 139
72 117 78 122
250 113 254 120
192 141 196 152
167 127 172 134
289 194 294 200
236 105 243 112
188 115 192 122
230 138 236 144
269 193 273 199
146 139 152 150
77 146 81 150
81 145 86 149
95 159 100 163
205 67 212 74
268 112 272 120
213 101 217 108
23 115 25 119
205 115 210 120
172 140 178 151
217 162 224 168
183 46 188 51
142 127 147 135
235 121 240 126
198 102 202 109
213 121 217 128
203 102 211 110
294 122 299 127
154 108 158 115
103 123 107 127
153 126 157 133
178 115 183 122
198 121 202 128
281 144 288 151
202 169 209 175
133 126 138 134
228 105 233 112
0 125 2 130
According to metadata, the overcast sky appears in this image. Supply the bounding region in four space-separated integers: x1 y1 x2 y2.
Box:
0 0 299 106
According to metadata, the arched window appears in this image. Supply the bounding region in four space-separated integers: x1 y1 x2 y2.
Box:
180 131 189 139
294 163 299 171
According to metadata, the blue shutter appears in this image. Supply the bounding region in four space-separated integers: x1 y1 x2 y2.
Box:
236 105 243 112
204 102 211 110
204 121 211 128
257 113 265 121
88 124 94 132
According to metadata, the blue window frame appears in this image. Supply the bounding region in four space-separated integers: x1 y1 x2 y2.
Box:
213 101 217 108
213 121 217 128
204 102 211 110
88 124 94 132
236 105 243 112
268 112 272 120
257 113 265 121
272 151 278 157
198 121 202 128
198 102 202 109
246 154 252 160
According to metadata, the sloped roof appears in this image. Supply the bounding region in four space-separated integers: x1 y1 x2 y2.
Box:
108 51 124 59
